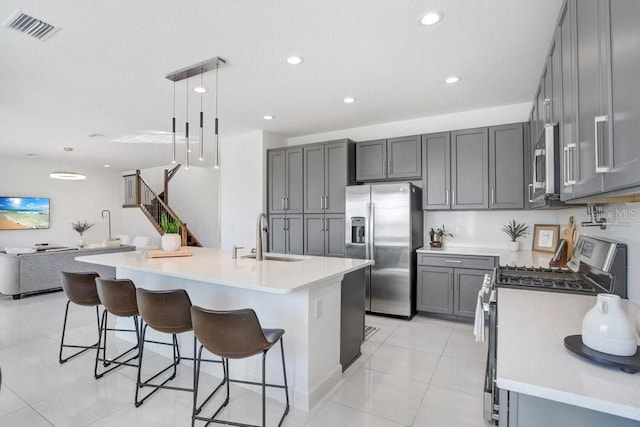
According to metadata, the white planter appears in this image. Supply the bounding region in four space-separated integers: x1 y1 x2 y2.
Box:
508 241 520 252
582 294 637 356
77 236 86 248
161 234 181 251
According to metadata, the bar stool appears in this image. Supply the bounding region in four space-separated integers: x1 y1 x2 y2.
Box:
94 278 141 379
134 288 225 410
190 306 290 427
59 271 102 364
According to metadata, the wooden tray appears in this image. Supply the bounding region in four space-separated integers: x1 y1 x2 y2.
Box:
147 249 193 258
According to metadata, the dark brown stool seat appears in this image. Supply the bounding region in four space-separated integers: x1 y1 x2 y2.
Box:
94 278 141 381
59 271 102 364
190 307 290 427
134 288 224 410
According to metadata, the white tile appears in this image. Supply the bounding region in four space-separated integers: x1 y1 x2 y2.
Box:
384 322 452 355
443 327 488 363
87 393 192 427
32 372 137 427
364 344 441 384
412 385 492 427
430 356 486 397
0 405 53 427
0 386 27 417
306 401 405 427
331 368 427 425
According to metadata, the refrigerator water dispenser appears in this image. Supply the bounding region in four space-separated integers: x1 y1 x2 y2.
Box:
350 217 365 244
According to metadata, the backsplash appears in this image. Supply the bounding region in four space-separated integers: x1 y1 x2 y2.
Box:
424 202 640 303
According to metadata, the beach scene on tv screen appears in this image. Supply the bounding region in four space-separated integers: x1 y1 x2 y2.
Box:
0 197 50 230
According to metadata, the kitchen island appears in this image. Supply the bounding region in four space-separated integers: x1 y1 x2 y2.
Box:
497 288 640 426
77 248 373 411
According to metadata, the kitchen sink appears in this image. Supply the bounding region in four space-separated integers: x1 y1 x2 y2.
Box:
240 254 303 262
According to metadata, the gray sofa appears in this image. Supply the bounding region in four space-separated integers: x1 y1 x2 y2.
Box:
0 245 136 299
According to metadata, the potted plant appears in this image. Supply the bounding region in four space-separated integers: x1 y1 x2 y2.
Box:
429 225 453 248
502 219 529 251
71 221 93 248
160 213 181 251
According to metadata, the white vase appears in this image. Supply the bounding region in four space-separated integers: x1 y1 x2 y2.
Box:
509 241 520 252
582 294 637 356
77 235 86 248
161 234 181 251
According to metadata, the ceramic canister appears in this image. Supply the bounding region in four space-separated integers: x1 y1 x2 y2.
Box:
582 294 637 357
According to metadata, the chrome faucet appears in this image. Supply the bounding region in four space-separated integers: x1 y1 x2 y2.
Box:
256 213 268 261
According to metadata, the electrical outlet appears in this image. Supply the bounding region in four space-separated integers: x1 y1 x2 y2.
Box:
315 299 323 319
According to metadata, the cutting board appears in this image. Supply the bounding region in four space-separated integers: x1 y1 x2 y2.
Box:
147 249 193 258
562 216 578 261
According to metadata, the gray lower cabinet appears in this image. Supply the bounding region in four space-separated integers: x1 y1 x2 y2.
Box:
451 127 489 210
489 123 524 209
356 136 421 181
303 214 345 257
267 147 303 214
417 254 496 318
268 214 303 255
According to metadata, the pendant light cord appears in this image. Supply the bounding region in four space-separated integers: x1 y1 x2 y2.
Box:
185 74 190 169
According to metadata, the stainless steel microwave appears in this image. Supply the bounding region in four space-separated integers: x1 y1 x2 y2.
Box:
529 124 561 206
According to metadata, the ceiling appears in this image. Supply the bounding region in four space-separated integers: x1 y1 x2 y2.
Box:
0 0 563 171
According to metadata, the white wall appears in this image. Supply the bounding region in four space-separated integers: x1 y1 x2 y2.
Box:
0 157 122 248
219 131 267 250
287 102 531 145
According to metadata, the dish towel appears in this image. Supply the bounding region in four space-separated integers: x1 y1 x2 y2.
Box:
473 289 485 343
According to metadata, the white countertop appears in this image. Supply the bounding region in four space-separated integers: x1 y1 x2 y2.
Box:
77 248 374 294
417 246 553 268
497 288 640 420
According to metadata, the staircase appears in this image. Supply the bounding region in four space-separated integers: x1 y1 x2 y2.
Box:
122 168 202 247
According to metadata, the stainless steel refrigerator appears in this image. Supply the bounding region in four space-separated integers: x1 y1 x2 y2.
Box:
345 183 422 318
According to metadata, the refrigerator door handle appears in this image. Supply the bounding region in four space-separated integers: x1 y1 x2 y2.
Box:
365 202 371 259
370 202 375 260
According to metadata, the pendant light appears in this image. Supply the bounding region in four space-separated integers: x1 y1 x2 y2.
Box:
185 75 190 170
171 80 177 164
165 57 225 167
199 66 205 161
214 62 220 169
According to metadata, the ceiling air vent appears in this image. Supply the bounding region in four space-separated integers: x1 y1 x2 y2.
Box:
3 10 60 41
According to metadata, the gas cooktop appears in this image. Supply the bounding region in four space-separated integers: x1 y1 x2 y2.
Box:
496 265 597 294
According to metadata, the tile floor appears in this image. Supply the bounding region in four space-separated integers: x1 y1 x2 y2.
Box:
0 292 492 426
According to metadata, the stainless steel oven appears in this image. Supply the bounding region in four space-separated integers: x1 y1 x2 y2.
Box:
483 236 627 424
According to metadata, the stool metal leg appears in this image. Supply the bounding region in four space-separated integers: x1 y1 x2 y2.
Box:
94 312 140 379
59 301 101 364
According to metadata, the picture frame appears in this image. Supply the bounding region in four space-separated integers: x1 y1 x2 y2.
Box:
532 224 560 253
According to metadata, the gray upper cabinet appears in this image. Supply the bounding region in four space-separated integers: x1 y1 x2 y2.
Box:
573 0 607 198
356 136 421 181
603 0 640 192
451 127 489 210
267 147 303 214
304 140 352 214
559 0 578 200
422 132 451 210
489 123 524 209
550 32 562 125
387 136 422 179
355 140 386 181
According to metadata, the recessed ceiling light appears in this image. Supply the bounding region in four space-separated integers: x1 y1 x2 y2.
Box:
343 97 356 104
286 56 303 65
49 172 86 180
103 164 111 168
445 76 460 84
263 115 275 120
420 11 443 26
193 86 207 93
25 153 38 157
63 146 74 152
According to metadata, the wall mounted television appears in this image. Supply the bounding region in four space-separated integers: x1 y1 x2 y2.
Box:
0 197 50 230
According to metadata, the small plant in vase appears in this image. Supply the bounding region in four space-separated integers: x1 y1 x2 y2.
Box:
160 213 181 251
429 225 454 248
502 219 529 251
71 221 93 248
